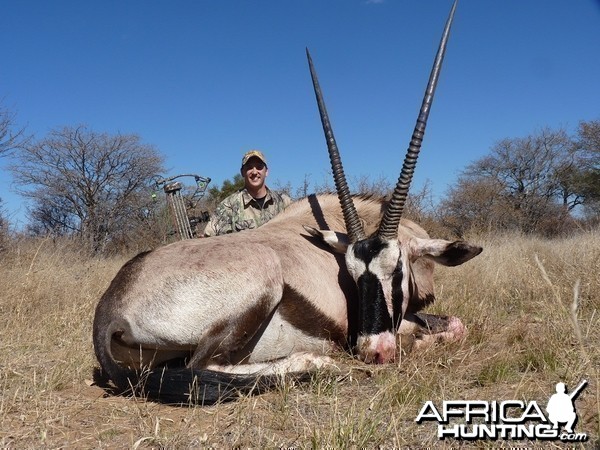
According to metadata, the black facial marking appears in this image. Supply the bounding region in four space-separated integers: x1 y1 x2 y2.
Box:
352 236 389 266
356 271 393 335
391 260 404 330
352 237 398 336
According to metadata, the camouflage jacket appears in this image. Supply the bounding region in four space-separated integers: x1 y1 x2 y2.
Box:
204 188 291 237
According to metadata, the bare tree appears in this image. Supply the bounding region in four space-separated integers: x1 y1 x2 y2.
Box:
0 202 7 251
574 119 600 217
310 172 394 198
10 125 164 254
440 127 580 235
0 101 28 157
294 174 312 199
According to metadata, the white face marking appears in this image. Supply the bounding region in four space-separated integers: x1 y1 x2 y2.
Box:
345 243 367 280
345 240 400 279
368 240 400 280
398 242 412 319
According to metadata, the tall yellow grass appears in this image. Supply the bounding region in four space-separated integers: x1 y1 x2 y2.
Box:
0 232 598 448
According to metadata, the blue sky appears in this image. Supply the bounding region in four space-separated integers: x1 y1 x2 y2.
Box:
1 0 599 228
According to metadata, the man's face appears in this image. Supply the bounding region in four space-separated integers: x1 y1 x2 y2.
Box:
241 157 268 190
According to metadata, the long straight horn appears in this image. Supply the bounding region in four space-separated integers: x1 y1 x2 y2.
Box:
307 48 366 243
378 0 458 240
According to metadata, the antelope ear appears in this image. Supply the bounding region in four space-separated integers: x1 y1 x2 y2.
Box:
411 238 483 266
303 225 350 254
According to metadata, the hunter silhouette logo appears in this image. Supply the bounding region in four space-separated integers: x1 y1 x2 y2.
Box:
546 380 587 434
416 379 588 442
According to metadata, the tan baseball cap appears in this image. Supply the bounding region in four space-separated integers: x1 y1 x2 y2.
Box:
241 150 267 168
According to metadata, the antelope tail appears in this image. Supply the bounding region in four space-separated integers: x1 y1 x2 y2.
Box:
138 367 280 406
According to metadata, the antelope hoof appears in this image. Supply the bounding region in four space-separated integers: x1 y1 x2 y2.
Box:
446 316 467 341
281 352 338 374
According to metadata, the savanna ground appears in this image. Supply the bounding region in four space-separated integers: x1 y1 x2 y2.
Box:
0 231 599 449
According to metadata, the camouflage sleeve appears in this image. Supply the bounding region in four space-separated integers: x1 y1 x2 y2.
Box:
203 196 236 237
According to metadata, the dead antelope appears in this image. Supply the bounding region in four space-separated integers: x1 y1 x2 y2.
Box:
93 0 481 405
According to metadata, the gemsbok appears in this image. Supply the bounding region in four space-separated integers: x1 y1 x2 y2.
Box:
93 0 482 405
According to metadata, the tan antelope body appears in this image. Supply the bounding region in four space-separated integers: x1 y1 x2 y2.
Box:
94 194 479 404
93 0 482 404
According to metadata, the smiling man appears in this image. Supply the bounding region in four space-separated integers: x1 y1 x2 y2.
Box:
204 150 291 236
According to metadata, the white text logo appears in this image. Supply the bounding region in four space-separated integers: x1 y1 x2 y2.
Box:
415 380 588 442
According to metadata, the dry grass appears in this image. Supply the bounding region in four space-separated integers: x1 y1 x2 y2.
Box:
0 232 598 448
